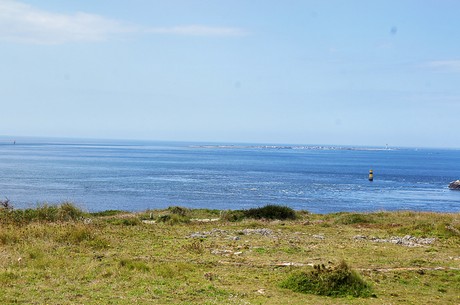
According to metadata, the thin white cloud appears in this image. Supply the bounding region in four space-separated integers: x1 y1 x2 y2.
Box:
424 60 460 73
0 0 135 44
146 25 248 37
0 0 247 44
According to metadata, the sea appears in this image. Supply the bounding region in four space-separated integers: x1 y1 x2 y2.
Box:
1 138 459 214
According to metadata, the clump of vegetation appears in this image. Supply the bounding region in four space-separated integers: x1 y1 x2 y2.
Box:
0 202 85 224
245 204 297 220
168 206 190 217
154 206 192 224
281 261 374 298
90 210 127 217
333 213 375 225
119 258 150 272
105 217 141 226
156 213 190 224
222 204 297 222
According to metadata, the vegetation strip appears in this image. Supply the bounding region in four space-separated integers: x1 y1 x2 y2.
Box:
1 202 459 304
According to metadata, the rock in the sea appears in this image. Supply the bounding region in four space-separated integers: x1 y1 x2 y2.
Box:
448 180 460 190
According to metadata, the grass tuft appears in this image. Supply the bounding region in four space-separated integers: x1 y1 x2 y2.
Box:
281 260 374 298
334 213 374 225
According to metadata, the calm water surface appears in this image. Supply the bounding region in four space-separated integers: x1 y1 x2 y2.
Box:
0 139 459 213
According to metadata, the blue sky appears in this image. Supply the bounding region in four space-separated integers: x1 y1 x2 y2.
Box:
1 0 459 148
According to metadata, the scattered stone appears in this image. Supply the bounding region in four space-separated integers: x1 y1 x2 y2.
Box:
211 249 234 255
313 234 325 240
191 218 220 222
256 289 266 295
237 228 273 236
189 228 274 239
354 235 436 247
189 233 209 239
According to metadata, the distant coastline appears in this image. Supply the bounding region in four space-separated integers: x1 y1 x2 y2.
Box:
192 144 396 151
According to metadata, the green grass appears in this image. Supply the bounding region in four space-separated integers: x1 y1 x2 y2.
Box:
281 261 374 297
0 204 459 304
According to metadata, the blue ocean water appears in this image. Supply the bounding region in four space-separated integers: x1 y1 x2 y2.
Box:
0 138 459 213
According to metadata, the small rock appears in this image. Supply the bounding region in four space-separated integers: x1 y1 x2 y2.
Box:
313 234 325 240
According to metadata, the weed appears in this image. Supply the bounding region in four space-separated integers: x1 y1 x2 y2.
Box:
168 206 190 217
106 217 141 226
156 213 190 224
119 258 150 272
334 213 374 225
0 203 85 224
90 210 127 217
281 260 374 298
0 231 19 245
183 240 205 254
220 210 246 222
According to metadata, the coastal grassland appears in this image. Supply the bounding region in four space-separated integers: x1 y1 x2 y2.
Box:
0 204 459 304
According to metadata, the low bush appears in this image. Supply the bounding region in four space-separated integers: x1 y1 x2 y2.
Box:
221 205 297 222
245 205 297 220
281 260 374 298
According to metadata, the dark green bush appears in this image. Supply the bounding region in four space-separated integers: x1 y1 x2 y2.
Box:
281 261 374 298
244 205 297 220
221 205 297 222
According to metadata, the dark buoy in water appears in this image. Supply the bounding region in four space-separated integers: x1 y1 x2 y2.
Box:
368 169 374 181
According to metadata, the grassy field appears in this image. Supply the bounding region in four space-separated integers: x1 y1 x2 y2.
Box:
1 204 459 304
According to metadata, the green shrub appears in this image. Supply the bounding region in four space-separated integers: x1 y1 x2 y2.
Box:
168 206 190 217
57 202 84 221
156 213 190 225
244 205 297 220
221 205 297 222
281 261 374 298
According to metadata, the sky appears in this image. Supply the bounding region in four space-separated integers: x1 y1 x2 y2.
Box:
1 0 460 148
